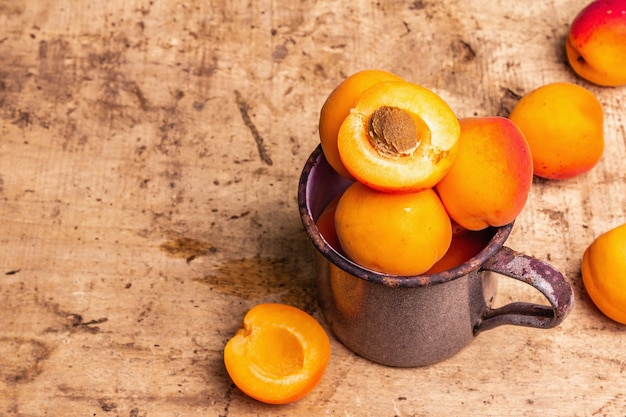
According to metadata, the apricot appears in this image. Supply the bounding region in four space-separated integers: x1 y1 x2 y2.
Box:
223 303 331 404
435 117 533 231
319 70 405 179
337 80 460 193
582 224 626 324
334 182 452 276
566 0 626 86
426 228 494 274
315 193 344 254
508 82 604 180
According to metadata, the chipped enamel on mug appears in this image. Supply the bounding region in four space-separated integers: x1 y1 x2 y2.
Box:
298 146 575 367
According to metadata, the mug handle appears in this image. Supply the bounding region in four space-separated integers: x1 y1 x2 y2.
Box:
474 246 575 334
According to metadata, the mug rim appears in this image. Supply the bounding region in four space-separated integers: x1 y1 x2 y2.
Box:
298 145 514 288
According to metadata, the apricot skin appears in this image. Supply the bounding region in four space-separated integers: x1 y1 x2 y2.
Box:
566 0 626 86
335 182 452 276
318 70 404 179
435 117 533 231
508 82 603 180
426 228 494 274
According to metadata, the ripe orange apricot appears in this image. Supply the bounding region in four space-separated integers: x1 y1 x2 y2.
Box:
508 82 604 179
319 70 405 179
435 117 533 231
334 182 452 276
581 224 626 324
337 80 460 193
315 193 343 254
425 228 494 274
223 303 331 404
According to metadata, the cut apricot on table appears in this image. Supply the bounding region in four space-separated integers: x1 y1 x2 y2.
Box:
223 303 331 404
337 80 460 192
334 182 452 275
319 69 405 179
581 224 626 324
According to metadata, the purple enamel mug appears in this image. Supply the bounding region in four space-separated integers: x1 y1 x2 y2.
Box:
298 145 574 367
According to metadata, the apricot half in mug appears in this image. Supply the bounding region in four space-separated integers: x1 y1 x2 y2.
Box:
337 80 460 193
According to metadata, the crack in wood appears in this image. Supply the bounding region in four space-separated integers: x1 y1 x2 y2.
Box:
234 90 273 166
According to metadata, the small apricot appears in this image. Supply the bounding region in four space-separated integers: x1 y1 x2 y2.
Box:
426 228 494 274
508 82 604 180
581 224 626 324
223 303 331 404
319 70 405 179
337 80 460 193
435 117 533 231
566 0 626 87
334 182 452 275
315 193 343 254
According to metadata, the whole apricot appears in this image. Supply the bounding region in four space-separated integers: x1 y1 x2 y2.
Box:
508 82 603 180
337 80 460 193
582 224 626 324
319 70 405 179
315 193 343 254
435 117 533 231
426 228 494 274
566 0 626 86
334 182 452 276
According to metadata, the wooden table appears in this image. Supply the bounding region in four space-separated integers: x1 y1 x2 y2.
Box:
2 1 625 415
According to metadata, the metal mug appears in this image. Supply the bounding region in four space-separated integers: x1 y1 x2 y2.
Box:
298 145 574 367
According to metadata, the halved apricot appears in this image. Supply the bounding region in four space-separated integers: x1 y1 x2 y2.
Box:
223 303 331 404
337 80 460 192
319 70 405 179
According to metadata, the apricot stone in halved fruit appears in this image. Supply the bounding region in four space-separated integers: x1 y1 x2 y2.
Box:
337 80 460 193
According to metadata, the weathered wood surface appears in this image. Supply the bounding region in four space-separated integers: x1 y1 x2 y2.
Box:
1 1 625 416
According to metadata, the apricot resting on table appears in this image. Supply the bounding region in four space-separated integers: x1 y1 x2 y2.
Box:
335 182 452 275
223 303 331 404
508 82 603 180
319 69 405 179
582 224 626 324
435 117 533 231
337 80 460 193
566 0 626 87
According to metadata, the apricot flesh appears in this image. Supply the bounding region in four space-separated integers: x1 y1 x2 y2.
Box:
508 82 603 180
435 117 533 231
337 80 460 193
566 0 626 86
319 70 405 179
223 303 331 404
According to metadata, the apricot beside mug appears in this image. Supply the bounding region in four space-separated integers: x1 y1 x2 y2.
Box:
298 146 575 367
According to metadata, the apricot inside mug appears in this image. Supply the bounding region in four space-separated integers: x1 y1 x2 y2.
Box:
298 145 575 367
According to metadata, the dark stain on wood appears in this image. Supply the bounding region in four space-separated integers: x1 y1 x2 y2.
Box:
160 237 217 263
